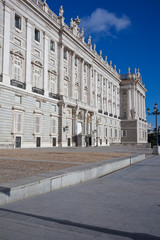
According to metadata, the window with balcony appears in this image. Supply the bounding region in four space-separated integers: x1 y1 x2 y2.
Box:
35 115 41 134
52 118 57 135
14 59 21 81
14 111 23 133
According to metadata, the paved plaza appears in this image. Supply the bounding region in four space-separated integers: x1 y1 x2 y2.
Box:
0 147 159 240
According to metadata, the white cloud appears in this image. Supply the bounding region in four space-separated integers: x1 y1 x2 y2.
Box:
80 8 131 36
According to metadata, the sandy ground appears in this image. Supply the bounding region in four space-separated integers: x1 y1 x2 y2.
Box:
0 149 130 183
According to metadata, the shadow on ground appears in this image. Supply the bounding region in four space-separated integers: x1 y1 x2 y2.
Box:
0 208 160 240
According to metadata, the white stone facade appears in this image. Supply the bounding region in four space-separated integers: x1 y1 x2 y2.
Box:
0 0 147 148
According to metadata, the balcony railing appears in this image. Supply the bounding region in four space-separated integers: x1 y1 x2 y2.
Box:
32 87 44 95
10 79 26 89
114 115 117 118
109 113 113 117
98 109 103 114
104 111 108 115
49 92 60 100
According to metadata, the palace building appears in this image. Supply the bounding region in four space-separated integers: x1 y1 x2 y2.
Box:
0 0 148 148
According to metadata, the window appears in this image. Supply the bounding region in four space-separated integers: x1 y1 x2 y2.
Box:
123 112 127 119
15 14 21 30
92 69 94 78
75 57 77 67
75 87 79 100
106 128 107 137
108 82 111 89
122 130 127 137
64 49 67 60
35 28 40 42
123 89 127 95
115 129 117 138
84 64 86 73
34 67 41 88
15 95 22 104
52 104 56 112
50 75 57 93
50 40 55 52
35 115 41 133
52 118 56 134
97 74 100 82
14 59 21 81
15 112 22 133
110 128 112 138
36 101 41 108
64 82 68 96
84 90 87 103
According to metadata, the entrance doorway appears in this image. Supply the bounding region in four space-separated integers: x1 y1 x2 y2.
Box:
36 137 41 147
15 136 21 148
67 138 71 147
53 137 56 146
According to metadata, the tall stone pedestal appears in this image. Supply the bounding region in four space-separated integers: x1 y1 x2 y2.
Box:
77 134 86 147
153 145 160 155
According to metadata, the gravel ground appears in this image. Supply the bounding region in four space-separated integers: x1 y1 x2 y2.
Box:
0 149 130 183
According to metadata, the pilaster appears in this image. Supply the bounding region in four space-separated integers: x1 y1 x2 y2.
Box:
58 43 64 95
71 51 75 98
106 80 108 113
101 75 103 112
2 4 11 85
25 19 32 92
89 66 92 105
80 59 84 102
94 70 97 108
127 88 131 119
43 32 49 97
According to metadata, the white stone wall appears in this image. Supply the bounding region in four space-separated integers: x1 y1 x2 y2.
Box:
0 0 147 148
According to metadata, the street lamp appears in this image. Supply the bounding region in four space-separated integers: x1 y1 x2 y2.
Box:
147 103 160 153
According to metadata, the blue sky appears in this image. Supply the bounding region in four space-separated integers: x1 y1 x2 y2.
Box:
46 0 160 128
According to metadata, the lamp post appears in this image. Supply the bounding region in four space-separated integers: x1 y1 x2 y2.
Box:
147 103 160 154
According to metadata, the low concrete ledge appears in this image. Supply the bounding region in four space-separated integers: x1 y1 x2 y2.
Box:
0 154 145 205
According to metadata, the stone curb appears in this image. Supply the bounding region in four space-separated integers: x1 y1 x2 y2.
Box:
0 154 145 205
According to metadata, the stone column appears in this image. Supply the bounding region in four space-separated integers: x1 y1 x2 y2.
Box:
2 4 11 85
127 88 131 119
43 32 49 97
141 94 143 119
115 86 117 116
71 51 75 98
106 80 108 113
94 70 97 108
72 107 78 146
58 43 64 96
58 102 66 147
111 83 113 115
89 65 92 105
143 95 146 120
139 93 141 119
25 19 32 92
101 75 103 112
135 88 137 118
80 59 84 102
